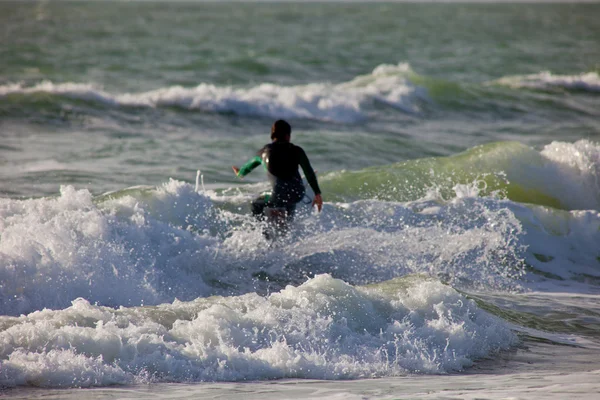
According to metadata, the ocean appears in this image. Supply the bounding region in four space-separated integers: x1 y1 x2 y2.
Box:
1 1 600 399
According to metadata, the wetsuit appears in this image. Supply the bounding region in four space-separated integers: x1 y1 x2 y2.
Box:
237 142 321 220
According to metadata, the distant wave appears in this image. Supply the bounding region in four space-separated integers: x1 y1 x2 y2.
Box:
494 71 600 93
0 63 426 123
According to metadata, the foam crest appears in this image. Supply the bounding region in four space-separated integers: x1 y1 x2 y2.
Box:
539 140 600 210
495 71 600 92
509 203 600 289
0 81 118 105
0 63 424 123
0 275 517 387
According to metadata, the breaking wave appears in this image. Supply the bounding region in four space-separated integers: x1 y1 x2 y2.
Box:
0 63 426 123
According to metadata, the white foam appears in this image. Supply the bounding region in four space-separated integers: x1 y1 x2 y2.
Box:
509 201 600 290
0 176 531 316
6 165 600 320
0 81 118 105
0 275 517 387
0 181 220 315
212 191 527 292
538 140 600 210
495 71 600 92
0 63 424 123
3 174 600 388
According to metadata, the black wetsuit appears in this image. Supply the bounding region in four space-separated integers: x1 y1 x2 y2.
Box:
237 141 321 220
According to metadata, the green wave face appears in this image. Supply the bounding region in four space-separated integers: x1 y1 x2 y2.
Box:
321 141 565 209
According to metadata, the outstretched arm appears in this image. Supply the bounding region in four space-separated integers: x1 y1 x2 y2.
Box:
233 156 262 178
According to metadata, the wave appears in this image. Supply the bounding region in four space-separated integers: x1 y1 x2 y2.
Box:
0 182 219 316
2 66 596 125
1 140 599 316
508 201 600 291
0 275 517 387
0 178 528 316
321 140 600 211
0 63 426 123
493 71 600 93
2 173 600 388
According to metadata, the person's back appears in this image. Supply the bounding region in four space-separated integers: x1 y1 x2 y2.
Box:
260 140 320 200
232 120 322 224
261 141 303 182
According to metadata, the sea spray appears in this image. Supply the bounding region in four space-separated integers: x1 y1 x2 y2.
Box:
510 204 600 286
1 175 531 316
0 182 221 316
4 156 597 321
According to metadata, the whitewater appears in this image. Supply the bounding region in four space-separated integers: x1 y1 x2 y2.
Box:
1 1 600 399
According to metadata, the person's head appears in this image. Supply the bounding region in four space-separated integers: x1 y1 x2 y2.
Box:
270 120 291 142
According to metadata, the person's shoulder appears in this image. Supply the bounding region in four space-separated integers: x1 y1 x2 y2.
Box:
256 143 271 154
292 144 307 157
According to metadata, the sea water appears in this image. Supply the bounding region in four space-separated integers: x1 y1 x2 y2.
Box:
1 2 600 399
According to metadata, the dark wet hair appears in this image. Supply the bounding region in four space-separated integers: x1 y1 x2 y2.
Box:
270 120 292 141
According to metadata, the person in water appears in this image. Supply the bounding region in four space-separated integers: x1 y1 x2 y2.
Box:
232 120 323 222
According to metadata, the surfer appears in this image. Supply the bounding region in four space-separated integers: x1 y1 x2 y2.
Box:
232 120 323 223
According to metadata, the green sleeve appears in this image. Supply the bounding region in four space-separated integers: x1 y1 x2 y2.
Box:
298 148 321 195
237 155 262 177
